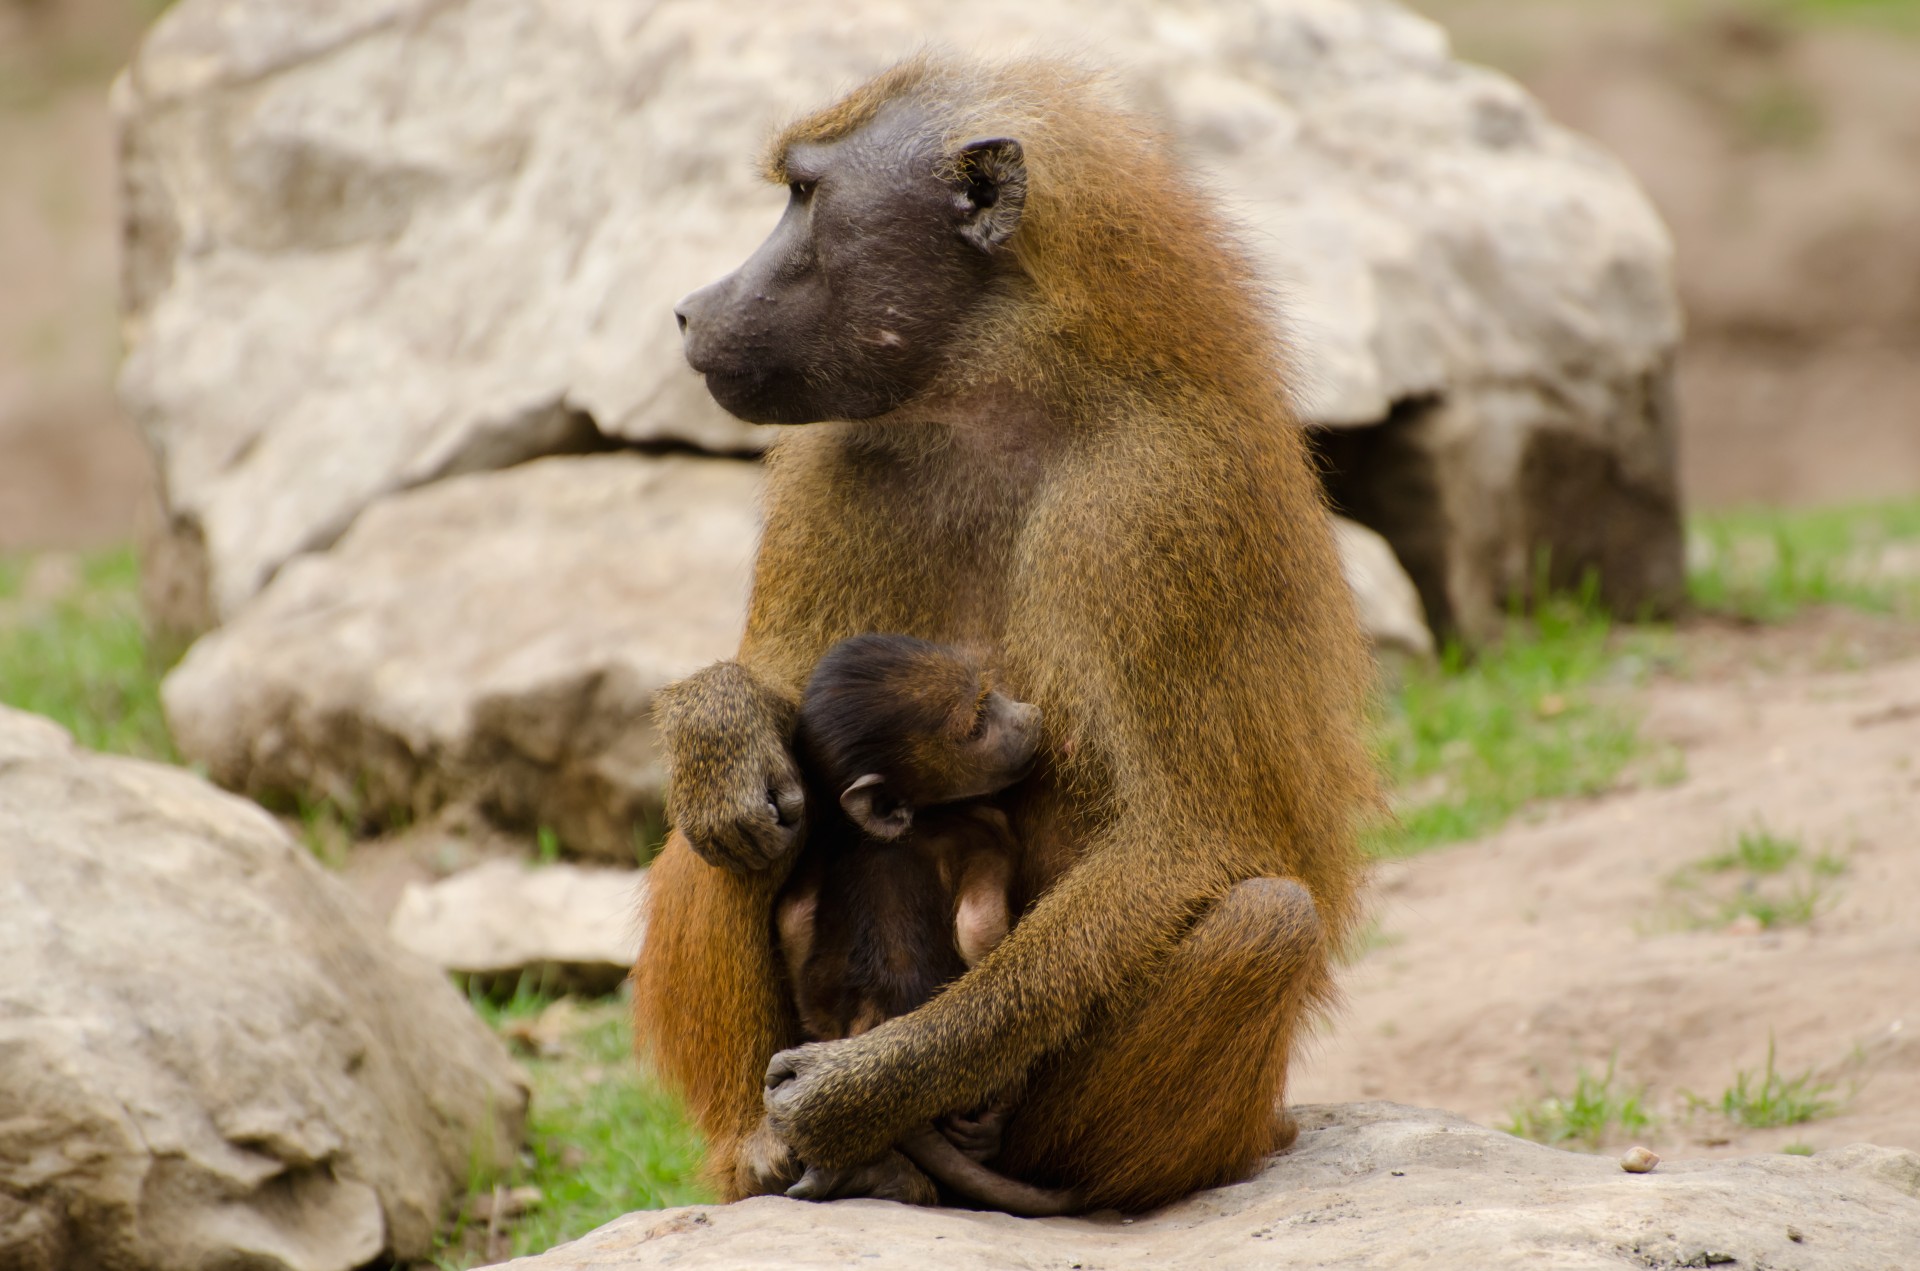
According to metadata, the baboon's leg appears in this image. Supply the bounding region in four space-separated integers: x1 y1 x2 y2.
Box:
1000 877 1327 1212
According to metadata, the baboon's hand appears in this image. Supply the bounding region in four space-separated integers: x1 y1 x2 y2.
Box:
654 662 805 873
764 1037 902 1167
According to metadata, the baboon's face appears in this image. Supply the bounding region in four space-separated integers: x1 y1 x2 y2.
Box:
675 108 1026 425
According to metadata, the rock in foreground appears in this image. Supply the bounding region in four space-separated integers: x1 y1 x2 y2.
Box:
494 1103 1920 1270
0 707 528 1271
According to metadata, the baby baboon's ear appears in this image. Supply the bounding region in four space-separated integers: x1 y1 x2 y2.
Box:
840 773 914 839
952 137 1026 253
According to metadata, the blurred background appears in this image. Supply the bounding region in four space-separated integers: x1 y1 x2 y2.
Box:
2 1 1917 1266
3 0 1917 549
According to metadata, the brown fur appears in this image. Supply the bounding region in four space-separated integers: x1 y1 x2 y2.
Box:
634 54 1376 1213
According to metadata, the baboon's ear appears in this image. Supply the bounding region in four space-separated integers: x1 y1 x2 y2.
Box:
840 773 913 840
953 137 1026 253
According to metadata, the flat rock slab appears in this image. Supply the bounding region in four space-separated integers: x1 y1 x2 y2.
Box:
122 0 1680 636
0 706 528 1271
162 452 757 858
389 859 645 993
495 1103 1920 1270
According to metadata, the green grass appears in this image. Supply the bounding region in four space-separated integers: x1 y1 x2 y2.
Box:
1368 589 1661 857
1688 497 1920 622
1665 824 1843 931
1690 1038 1841 1129
1774 0 1920 31
1698 825 1803 875
1506 1058 1655 1150
0 547 177 761
1718 883 1825 930
435 990 708 1267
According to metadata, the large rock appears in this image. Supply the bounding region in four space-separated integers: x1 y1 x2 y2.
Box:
119 0 1682 639
161 452 1423 844
493 1103 1920 1269
0 706 528 1271
1331 516 1433 660
389 859 647 993
161 452 757 858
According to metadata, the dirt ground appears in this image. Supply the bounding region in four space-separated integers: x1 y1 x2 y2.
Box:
1296 612 1920 1159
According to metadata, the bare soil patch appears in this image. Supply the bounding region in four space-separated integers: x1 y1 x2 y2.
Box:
1296 616 1920 1159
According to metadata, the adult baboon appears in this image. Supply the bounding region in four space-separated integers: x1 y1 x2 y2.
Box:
635 54 1375 1213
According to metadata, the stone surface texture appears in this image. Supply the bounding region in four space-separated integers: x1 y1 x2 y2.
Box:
161 454 1413 844
161 453 757 857
119 0 1682 638
0 707 528 1271
493 1103 1920 1270
1330 515 1433 659
389 858 647 993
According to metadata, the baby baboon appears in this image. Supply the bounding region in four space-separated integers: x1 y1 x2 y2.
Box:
776 633 1079 1215
778 633 1035 1039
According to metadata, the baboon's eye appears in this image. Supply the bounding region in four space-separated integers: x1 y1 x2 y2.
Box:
789 180 817 202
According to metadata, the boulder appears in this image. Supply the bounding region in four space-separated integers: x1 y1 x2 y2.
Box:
492 1103 1920 1270
161 451 1420 843
161 453 758 858
389 859 647 994
0 706 528 1271
119 0 1682 640
1331 516 1433 660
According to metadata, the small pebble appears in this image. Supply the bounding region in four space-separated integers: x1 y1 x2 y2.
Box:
1390 1169 1405 1177
1620 1146 1660 1173
1787 1226 1804 1243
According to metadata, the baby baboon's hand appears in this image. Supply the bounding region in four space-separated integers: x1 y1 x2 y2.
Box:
655 662 805 873
938 1099 1009 1164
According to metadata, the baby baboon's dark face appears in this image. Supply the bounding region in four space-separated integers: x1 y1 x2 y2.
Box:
673 106 1026 425
797 634 1041 841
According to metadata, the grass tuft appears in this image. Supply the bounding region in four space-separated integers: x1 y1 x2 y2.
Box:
1688 497 1920 622
1506 1057 1655 1150
0 547 177 760
435 992 708 1267
1665 823 1841 931
1691 1037 1841 1129
1697 825 1802 874
1368 589 1662 857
